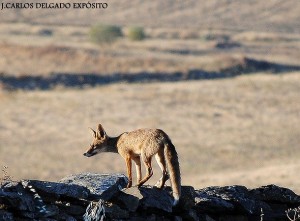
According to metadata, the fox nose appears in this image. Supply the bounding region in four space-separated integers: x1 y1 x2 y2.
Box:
83 153 87 156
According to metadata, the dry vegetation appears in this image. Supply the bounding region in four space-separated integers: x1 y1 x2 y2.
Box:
0 21 299 77
0 0 299 33
0 0 299 195
1 73 299 193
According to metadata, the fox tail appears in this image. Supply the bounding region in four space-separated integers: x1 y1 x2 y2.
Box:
164 137 181 206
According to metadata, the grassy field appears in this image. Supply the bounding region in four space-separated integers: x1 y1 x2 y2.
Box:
1 73 299 193
0 1 299 194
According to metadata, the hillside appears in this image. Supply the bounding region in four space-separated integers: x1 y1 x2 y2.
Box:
0 0 299 33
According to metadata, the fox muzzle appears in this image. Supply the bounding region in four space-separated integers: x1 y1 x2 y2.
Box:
83 152 95 157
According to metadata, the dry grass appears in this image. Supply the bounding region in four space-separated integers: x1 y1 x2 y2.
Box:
1 73 299 193
0 22 299 77
0 0 299 33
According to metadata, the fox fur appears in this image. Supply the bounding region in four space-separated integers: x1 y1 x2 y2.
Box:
83 124 181 206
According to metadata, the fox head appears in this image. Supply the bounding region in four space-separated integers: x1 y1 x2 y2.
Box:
83 124 109 157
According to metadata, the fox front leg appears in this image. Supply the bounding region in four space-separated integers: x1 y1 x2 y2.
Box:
125 156 132 188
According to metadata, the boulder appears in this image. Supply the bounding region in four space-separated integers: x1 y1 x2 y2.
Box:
22 180 89 200
0 181 36 212
105 202 130 219
195 185 271 215
0 181 60 219
166 186 196 211
250 184 300 204
114 186 173 214
0 210 14 221
60 172 128 200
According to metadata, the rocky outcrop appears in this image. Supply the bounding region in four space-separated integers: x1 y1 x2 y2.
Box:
0 173 299 221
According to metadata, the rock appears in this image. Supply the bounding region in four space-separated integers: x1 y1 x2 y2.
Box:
174 216 183 221
104 202 129 219
194 192 235 213
195 185 271 215
0 210 14 221
23 179 89 200
115 186 143 212
180 209 199 221
114 186 173 214
138 186 174 214
0 181 36 212
204 215 217 221
2 174 300 221
53 212 77 221
83 199 106 221
0 181 61 219
166 186 196 211
219 215 248 221
250 184 300 204
129 214 157 221
60 172 128 200
56 202 85 216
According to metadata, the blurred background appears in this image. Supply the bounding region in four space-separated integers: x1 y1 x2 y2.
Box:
0 0 299 193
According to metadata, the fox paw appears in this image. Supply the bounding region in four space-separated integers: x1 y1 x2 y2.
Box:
155 179 164 189
155 174 169 189
126 181 132 188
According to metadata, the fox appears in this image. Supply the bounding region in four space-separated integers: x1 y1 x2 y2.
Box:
83 124 181 206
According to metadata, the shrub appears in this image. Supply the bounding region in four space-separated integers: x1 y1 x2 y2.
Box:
38 29 53 36
89 24 123 44
127 26 145 41
1 165 12 185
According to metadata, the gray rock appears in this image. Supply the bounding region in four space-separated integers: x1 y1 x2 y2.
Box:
139 186 174 213
219 215 248 221
24 179 89 199
83 199 105 221
2 174 300 221
0 210 14 221
116 186 143 212
204 215 217 221
0 181 36 212
166 186 196 211
60 172 128 200
194 193 235 213
105 202 129 219
250 184 300 204
56 202 85 216
115 186 173 214
0 181 61 219
180 209 200 221
195 185 270 215
129 214 157 221
54 213 77 221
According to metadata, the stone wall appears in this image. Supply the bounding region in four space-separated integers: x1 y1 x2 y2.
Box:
1 173 300 221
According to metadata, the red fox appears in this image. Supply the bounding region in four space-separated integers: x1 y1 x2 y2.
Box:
83 124 181 206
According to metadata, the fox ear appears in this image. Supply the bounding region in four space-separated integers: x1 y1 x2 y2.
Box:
97 124 106 138
89 127 97 138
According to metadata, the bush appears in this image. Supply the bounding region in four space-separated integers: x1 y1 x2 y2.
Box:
38 29 53 36
127 26 145 41
89 24 123 44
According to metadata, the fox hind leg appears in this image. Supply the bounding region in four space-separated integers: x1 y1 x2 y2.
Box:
154 151 169 189
137 155 153 187
132 156 142 184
